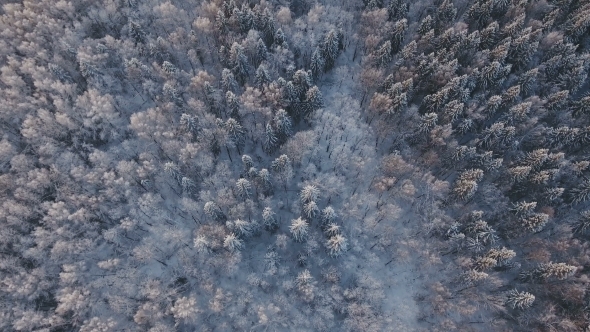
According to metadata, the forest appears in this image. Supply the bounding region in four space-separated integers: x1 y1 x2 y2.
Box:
0 0 589 330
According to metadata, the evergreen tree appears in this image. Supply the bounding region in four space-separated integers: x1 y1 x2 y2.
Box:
322 30 340 71
505 289 535 309
290 217 309 242
310 47 325 79
326 234 348 257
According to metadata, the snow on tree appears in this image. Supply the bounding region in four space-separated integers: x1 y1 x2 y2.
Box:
300 184 320 203
520 213 549 232
262 207 278 230
236 178 252 199
204 201 225 221
274 109 292 139
326 234 348 257
241 154 254 171
263 123 278 153
321 206 337 226
505 289 535 309
461 269 489 286
170 296 199 323
303 201 319 219
452 169 484 201
194 234 211 254
289 217 309 242
224 233 244 252
227 219 255 238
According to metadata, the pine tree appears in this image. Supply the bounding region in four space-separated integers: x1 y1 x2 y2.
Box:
262 207 278 231
256 38 267 65
326 234 348 257
225 118 245 149
290 217 309 242
194 235 211 254
236 178 252 199
263 123 278 153
224 233 244 252
164 162 183 183
321 206 337 226
390 19 407 52
310 47 325 79
300 185 320 203
162 61 178 75
228 219 255 238
230 43 249 84
129 21 146 45
226 91 240 119
572 210 590 234
322 30 340 71
521 213 549 232
417 15 433 36
241 155 254 171
418 113 438 133
255 64 271 88
274 109 292 139
375 41 392 67
179 113 198 134
306 86 323 113
258 168 273 192
505 289 535 309
221 69 239 92
453 169 484 201
303 201 319 219
204 201 225 221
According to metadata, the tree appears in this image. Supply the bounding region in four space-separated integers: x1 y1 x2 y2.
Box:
263 123 278 153
235 178 252 199
228 219 255 238
274 109 292 139
170 296 199 324
204 201 225 221
310 47 325 79
229 43 249 84
322 30 340 71
303 201 319 218
262 207 278 230
224 233 244 252
374 41 392 67
300 185 320 203
255 64 271 88
505 289 534 309
321 206 337 226
453 169 484 201
326 234 348 257
290 217 309 242
221 69 239 93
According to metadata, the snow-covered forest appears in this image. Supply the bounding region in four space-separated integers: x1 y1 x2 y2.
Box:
1 0 590 330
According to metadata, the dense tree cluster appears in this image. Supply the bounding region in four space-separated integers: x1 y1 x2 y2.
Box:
1 0 590 330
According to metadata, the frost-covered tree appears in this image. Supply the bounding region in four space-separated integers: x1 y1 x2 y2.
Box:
321 206 337 226
262 207 278 230
204 201 225 221
290 217 309 242
241 155 254 171
228 219 255 238
505 289 535 309
274 109 292 139
453 169 484 201
326 234 348 257
224 233 244 252
310 47 325 79
300 185 320 203
303 201 319 219
194 235 211 254
170 296 198 323
235 178 252 199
